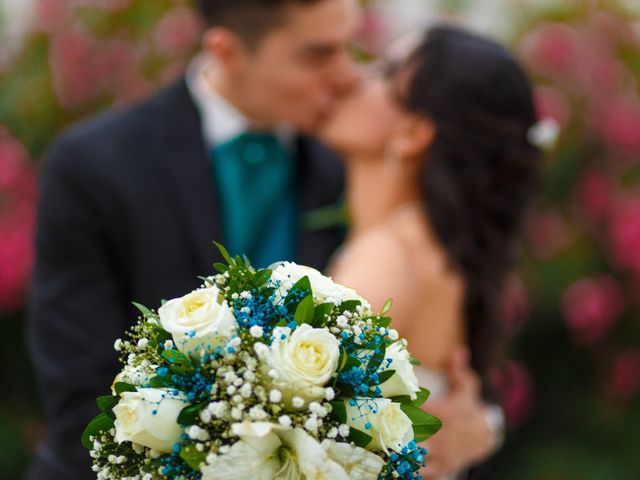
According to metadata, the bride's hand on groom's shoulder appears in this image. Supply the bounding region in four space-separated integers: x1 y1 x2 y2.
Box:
420 348 495 479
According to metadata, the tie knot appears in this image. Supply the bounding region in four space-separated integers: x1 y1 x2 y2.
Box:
237 131 280 165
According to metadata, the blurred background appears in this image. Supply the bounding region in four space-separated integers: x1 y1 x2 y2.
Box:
1 0 639 478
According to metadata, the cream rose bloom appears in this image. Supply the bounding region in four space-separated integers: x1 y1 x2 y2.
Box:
345 398 414 453
378 342 421 400
113 388 187 453
261 324 340 405
158 286 237 356
201 422 382 480
270 262 370 309
323 440 386 479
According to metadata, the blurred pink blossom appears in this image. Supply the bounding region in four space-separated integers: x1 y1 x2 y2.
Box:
573 46 621 99
72 0 131 11
562 276 623 345
520 23 580 78
525 210 572 260
489 361 535 429
49 27 99 108
153 7 202 58
534 85 570 126
609 197 640 273
607 349 640 402
499 276 530 339
36 0 72 33
574 168 613 226
594 96 640 156
0 129 37 314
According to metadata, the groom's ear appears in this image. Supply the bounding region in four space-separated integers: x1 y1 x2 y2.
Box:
393 115 436 163
203 27 251 72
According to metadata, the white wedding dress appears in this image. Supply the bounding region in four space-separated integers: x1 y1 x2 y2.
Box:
414 366 458 480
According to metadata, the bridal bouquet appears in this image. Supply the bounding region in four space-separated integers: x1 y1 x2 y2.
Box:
83 244 441 480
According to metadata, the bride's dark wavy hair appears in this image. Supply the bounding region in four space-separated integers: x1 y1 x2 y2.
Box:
401 26 541 376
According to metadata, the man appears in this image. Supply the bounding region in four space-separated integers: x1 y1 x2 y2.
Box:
27 1 499 478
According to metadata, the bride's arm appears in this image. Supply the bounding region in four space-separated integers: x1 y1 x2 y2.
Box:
328 231 465 369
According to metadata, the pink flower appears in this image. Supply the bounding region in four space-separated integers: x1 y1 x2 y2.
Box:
72 0 131 12
574 169 612 226
489 361 535 429
607 350 640 402
0 224 35 313
49 28 99 108
0 129 37 313
499 276 530 339
534 86 570 126
520 23 580 78
36 0 71 33
609 197 640 273
153 7 202 58
596 96 640 156
562 276 624 345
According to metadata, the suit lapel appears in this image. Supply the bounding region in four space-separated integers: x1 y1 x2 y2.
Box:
295 136 346 271
157 79 223 275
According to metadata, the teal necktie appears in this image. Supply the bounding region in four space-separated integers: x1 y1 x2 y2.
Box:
211 131 296 267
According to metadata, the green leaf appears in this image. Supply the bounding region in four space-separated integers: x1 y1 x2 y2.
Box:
312 303 334 327
409 355 421 366
213 262 228 274
412 387 430 407
413 422 442 442
375 316 392 329
381 298 393 315
113 382 137 395
342 355 362 371
177 402 206 425
339 299 362 312
213 241 235 266
294 295 315 326
162 349 194 375
81 413 115 450
96 395 119 418
148 375 172 388
291 276 313 296
376 369 396 385
179 444 207 470
400 404 442 431
132 302 155 318
330 401 347 424
391 388 431 407
347 427 372 448
253 269 272 286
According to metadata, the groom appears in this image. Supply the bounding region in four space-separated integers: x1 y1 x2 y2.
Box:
27 1 497 478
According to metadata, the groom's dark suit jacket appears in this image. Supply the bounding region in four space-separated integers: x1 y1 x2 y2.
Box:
26 78 345 480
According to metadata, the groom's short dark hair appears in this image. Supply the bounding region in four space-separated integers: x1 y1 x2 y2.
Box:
197 0 325 46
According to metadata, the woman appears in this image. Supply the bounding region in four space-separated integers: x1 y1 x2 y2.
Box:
320 25 541 477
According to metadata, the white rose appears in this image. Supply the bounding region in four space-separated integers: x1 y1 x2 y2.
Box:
378 342 421 400
323 440 385 480
264 324 340 405
158 286 237 356
113 388 187 453
345 398 414 453
270 262 370 309
202 422 353 480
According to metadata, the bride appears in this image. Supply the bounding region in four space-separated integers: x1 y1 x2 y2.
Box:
319 25 541 478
